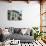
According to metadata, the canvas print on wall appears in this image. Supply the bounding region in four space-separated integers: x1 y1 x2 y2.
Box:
8 10 22 21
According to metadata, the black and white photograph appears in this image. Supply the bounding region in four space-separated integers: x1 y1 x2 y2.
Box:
8 10 22 20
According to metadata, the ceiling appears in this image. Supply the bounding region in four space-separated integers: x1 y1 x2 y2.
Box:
0 0 41 1
0 0 45 4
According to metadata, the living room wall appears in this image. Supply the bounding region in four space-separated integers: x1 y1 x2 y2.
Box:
0 1 40 28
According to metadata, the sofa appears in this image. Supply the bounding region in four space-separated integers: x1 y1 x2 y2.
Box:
7 27 34 43
0 27 34 43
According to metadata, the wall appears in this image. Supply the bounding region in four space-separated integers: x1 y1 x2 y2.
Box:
0 1 40 28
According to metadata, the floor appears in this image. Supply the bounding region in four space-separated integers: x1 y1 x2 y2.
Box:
0 40 46 46
21 40 46 46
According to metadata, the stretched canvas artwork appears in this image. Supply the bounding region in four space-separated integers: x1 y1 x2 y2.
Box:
8 10 22 20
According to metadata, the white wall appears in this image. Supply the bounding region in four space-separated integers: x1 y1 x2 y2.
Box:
0 1 40 28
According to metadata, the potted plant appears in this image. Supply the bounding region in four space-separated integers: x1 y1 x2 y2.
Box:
32 27 43 40
32 27 38 40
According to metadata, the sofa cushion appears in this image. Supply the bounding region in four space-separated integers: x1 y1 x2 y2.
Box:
14 28 21 34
